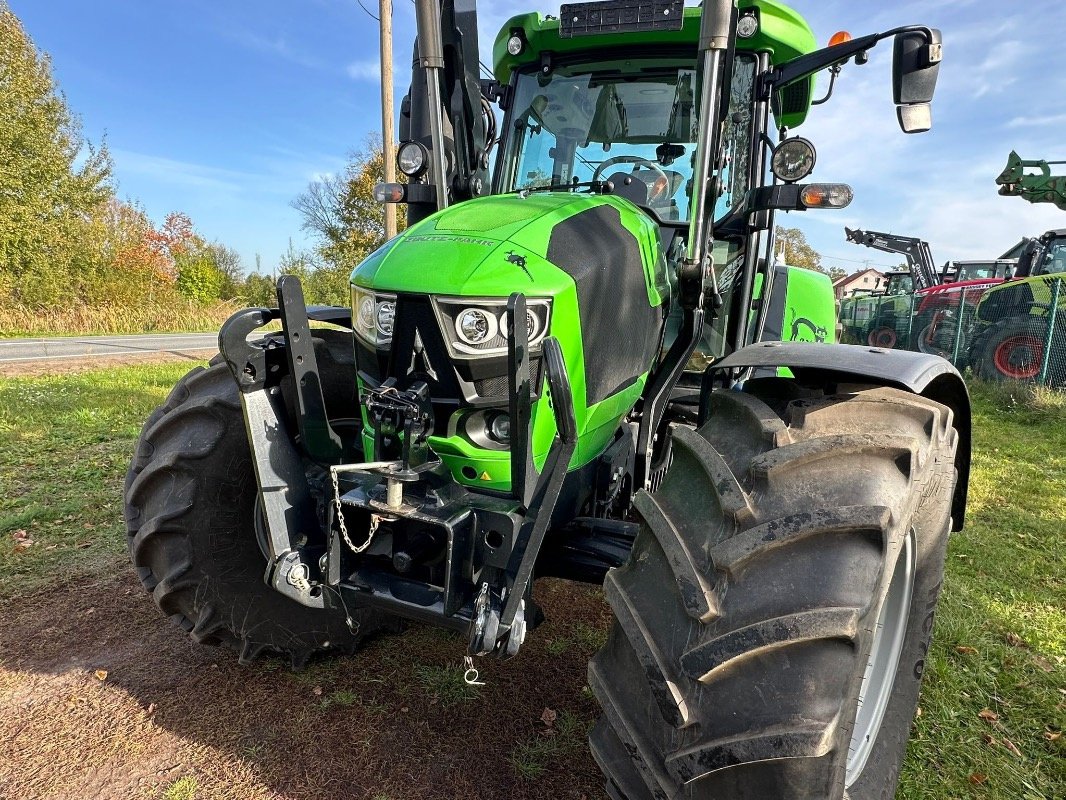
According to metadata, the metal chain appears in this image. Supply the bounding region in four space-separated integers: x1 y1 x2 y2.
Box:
330 466 382 554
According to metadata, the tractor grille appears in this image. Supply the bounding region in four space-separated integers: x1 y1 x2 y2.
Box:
472 358 542 402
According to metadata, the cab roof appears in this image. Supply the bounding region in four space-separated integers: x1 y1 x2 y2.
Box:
493 0 818 128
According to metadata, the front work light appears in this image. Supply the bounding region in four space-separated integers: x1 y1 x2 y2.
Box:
507 35 524 56
397 141 428 178
737 13 759 39
771 137 817 183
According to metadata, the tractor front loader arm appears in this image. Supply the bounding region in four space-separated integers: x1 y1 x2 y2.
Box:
996 150 1066 210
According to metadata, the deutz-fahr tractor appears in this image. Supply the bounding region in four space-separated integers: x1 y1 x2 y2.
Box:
124 2 971 798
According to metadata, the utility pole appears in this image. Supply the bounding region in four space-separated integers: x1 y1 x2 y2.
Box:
380 0 397 239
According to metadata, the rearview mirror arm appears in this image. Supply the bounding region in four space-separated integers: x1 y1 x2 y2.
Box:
761 26 939 99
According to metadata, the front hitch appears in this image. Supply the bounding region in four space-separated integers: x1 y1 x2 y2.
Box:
216 277 355 609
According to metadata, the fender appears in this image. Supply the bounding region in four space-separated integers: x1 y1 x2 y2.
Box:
712 341 971 530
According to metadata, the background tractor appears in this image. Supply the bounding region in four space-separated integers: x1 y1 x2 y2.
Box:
839 227 1014 357
968 154 1066 383
124 2 970 798
839 227 938 348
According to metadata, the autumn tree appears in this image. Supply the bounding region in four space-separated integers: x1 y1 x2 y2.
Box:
828 265 848 282
774 226 823 273
0 2 112 305
293 137 405 272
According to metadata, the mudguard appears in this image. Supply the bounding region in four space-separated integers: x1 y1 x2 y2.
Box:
713 341 971 530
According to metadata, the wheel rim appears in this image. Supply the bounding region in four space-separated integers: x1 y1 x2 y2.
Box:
993 334 1043 380
915 323 938 355
868 327 897 349
917 323 957 359
846 529 916 787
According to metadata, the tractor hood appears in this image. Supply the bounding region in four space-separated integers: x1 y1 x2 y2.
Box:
351 192 665 305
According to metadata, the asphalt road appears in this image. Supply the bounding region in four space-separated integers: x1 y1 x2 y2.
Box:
0 333 219 364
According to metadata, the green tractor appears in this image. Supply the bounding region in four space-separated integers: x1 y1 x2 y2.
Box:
125 3 970 798
970 227 1066 383
968 154 1066 383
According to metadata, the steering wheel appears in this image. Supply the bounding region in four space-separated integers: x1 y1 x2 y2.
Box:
592 155 670 198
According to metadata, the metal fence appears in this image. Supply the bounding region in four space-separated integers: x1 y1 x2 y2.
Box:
838 277 1066 387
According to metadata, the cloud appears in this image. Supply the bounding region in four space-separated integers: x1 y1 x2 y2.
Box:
111 150 251 195
226 30 325 70
1007 113 1066 129
347 60 382 82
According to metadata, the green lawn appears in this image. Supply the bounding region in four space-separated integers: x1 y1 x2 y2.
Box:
0 363 1062 798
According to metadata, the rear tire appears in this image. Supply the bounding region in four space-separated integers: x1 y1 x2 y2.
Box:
589 386 958 799
124 332 398 668
971 315 1061 384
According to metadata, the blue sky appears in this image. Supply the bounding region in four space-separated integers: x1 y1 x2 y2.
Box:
11 0 1066 274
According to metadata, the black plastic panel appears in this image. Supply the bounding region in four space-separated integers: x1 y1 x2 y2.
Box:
559 1 684 38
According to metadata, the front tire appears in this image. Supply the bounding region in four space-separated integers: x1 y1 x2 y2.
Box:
124 336 397 668
589 386 958 799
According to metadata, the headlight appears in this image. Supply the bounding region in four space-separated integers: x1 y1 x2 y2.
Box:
376 300 395 337
506 35 524 56
500 307 541 341
433 296 552 357
351 286 397 347
455 308 498 345
396 141 428 178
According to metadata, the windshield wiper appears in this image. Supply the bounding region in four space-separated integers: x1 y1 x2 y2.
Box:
517 179 614 197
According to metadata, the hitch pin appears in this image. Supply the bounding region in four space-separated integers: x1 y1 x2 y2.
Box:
463 655 486 687
386 477 403 510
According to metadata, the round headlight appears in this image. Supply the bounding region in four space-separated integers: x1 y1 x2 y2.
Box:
375 301 395 337
506 35 524 56
737 14 759 38
397 141 428 178
357 296 376 330
488 412 511 443
771 137 817 183
500 308 541 341
455 308 498 346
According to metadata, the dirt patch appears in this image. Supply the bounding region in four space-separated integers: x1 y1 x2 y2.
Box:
0 350 217 378
0 568 612 800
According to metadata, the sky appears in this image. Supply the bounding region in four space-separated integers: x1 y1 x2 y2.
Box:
9 0 1066 275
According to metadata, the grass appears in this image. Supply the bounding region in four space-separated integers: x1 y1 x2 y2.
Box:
161 775 199 800
0 300 236 337
413 662 482 707
510 710 589 780
895 380 1065 799
0 361 197 596
0 362 1062 797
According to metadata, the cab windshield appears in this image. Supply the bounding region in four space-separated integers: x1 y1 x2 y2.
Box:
499 54 758 222
885 274 914 295
1035 240 1066 276
955 261 1011 281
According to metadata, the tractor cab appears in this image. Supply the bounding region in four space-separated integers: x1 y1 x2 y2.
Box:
883 271 914 296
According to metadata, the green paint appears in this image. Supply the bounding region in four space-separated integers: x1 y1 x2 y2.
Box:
493 0 818 128
351 192 664 492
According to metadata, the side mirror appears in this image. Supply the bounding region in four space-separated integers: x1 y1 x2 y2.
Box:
893 28 942 133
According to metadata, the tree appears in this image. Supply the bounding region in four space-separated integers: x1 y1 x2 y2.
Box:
828 266 848 283
0 2 112 305
774 226 823 273
292 137 406 272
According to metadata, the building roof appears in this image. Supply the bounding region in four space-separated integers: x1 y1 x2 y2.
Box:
832 267 883 287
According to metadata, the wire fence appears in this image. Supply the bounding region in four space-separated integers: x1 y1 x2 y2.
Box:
838 277 1066 387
